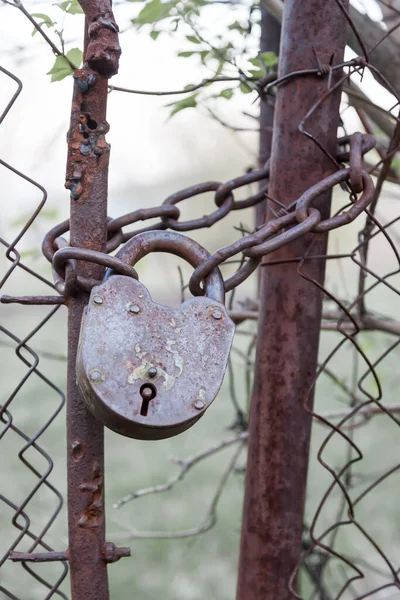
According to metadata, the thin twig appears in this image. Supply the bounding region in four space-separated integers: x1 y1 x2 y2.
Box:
205 106 258 133
113 432 247 509
2 0 77 69
227 358 247 430
177 265 185 304
109 76 244 97
111 442 244 540
229 308 400 335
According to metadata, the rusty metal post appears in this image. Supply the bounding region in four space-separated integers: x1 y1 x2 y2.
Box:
237 2 349 599
67 75 109 600
66 4 121 598
256 6 280 228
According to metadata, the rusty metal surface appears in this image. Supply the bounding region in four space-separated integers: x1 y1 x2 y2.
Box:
113 230 226 303
41 132 375 300
77 276 235 440
3 0 400 598
79 0 120 77
256 7 281 229
53 247 138 283
9 543 130 565
236 1 350 599
65 7 123 598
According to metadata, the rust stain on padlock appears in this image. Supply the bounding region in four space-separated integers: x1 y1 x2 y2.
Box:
77 275 235 440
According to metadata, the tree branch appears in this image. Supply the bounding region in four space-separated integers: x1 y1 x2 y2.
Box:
344 83 395 138
109 76 245 97
229 307 400 335
113 432 247 509
111 442 244 540
110 397 400 541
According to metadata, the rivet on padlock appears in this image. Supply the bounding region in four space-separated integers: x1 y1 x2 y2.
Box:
77 231 235 440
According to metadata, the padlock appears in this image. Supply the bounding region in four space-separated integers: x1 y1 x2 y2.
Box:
77 231 235 440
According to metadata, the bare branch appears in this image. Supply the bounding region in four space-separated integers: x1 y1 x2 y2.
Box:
205 106 258 133
1 0 76 69
113 432 247 509
109 76 245 97
111 394 400 540
229 308 400 335
265 0 284 22
344 83 395 138
229 310 258 324
111 442 244 540
321 404 400 427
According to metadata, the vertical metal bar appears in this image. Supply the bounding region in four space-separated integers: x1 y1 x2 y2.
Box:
65 0 121 591
67 71 110 599
237 2 348 599
65 4 120 596
256 6 281 229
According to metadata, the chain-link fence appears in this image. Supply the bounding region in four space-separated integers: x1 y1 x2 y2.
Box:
1 0 400 598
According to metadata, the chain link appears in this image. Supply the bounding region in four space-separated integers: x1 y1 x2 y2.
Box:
43 132 376 297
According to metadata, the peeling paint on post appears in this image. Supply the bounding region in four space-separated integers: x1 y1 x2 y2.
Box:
237 2 349 599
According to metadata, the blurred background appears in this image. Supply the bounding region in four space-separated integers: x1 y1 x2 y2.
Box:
1 1 400 598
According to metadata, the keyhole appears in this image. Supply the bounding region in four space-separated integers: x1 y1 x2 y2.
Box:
140 384 156 416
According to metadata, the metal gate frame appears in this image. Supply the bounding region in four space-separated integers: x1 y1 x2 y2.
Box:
2 0 400 598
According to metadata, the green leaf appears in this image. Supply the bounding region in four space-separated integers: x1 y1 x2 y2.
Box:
248 57 262 67
248 69 263 79
31 12 55 25
47 48 82 82
66 47 83 67
260 51 278 68
239 81 252 94
199 49 210 64
54 0 83 14
150 30 160 40
215 58 225 76
186 35 200 44
31 13 55 36
167 93 197 117
248 53 278 78
135 0 176 25
177 51 194 57
47 56 73 82
391 157 400 173
219 88 234 100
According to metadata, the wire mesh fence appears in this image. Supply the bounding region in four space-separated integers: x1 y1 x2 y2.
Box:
0 67 69 598
1 0 400 598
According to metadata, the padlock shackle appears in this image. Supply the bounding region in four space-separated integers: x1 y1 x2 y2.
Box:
106 231 225 304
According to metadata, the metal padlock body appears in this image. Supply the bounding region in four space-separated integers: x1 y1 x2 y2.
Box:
77 232 235 440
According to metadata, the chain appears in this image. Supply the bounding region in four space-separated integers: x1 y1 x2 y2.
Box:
43 132 376 298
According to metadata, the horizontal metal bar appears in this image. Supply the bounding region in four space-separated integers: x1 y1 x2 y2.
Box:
9 551 68 563
8 542 131 564
0 295 66 305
